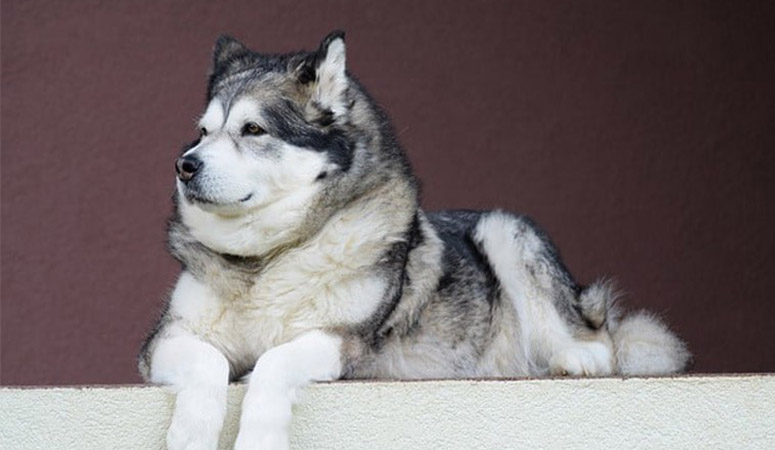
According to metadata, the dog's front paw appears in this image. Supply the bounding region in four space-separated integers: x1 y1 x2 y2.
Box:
549 341 613 376
166 388 226 450
166 413 221 450
234 428 289 450
234 388 293 450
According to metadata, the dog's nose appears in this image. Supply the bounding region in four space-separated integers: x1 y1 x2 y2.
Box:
175 156 202 182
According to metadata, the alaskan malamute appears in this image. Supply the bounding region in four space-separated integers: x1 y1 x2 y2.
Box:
140 31 689 450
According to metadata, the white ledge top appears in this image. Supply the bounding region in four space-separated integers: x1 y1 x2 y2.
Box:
2 374 774 449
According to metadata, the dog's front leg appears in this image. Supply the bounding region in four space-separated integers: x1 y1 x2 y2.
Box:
234 330 344 450
150 333 230 450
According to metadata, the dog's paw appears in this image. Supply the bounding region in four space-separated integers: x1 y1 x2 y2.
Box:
549 341 613 376
166 387 225 450
234 428 289 450
234 388 293 450
166 413 221 450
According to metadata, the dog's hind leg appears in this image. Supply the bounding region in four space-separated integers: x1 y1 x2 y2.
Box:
474 211 615 377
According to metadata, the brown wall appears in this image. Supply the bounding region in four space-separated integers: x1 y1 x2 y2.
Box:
2 0 774 385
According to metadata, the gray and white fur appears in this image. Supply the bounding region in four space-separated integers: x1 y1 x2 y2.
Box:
139 31 690 450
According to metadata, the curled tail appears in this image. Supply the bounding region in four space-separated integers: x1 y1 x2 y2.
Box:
612 311 691 375
578 279 691 375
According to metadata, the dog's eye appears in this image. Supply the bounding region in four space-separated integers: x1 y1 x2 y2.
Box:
242 122 265 136
199 127 208 137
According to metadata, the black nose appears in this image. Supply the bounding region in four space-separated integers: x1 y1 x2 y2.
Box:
175 156 202 182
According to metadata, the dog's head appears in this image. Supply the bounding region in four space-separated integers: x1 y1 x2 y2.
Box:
174 32 413 257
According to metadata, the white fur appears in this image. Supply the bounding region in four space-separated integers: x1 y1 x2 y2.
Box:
614 311 690 375
474 213 534 375
179 122 330 255
181 138 256 208
315 38 348 117
149 330 229 450
178 147 326 256
198 99 225 132
234 331 342 450
169 196 408 364
549 341 614 376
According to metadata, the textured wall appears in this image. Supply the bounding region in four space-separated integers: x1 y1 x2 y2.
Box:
2 0 774 385
2 376 774 449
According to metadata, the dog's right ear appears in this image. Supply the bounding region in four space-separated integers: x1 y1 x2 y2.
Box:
212 35 248 71
292 31 349 120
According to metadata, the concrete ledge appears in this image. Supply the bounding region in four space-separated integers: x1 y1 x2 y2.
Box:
1 375 774 449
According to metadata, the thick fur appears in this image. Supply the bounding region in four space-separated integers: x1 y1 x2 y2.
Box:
140 32 690 450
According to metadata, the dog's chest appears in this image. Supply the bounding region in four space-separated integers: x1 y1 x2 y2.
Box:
185 241 387 370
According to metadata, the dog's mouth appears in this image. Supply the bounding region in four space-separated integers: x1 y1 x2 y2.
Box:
180 184 254 207
183 190 216 205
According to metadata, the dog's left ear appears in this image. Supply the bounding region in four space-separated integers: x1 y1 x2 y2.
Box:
298 31 348 118
213 35 249 70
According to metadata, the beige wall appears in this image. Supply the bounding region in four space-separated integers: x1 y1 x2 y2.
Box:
2 375 774 449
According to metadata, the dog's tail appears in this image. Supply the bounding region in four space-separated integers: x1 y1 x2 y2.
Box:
579 279 691 375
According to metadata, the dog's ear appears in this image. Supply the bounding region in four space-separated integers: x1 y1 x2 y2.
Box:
304 30 348 118
212 35 249 71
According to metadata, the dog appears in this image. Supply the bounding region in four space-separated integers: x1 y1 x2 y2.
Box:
139 31 690 450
